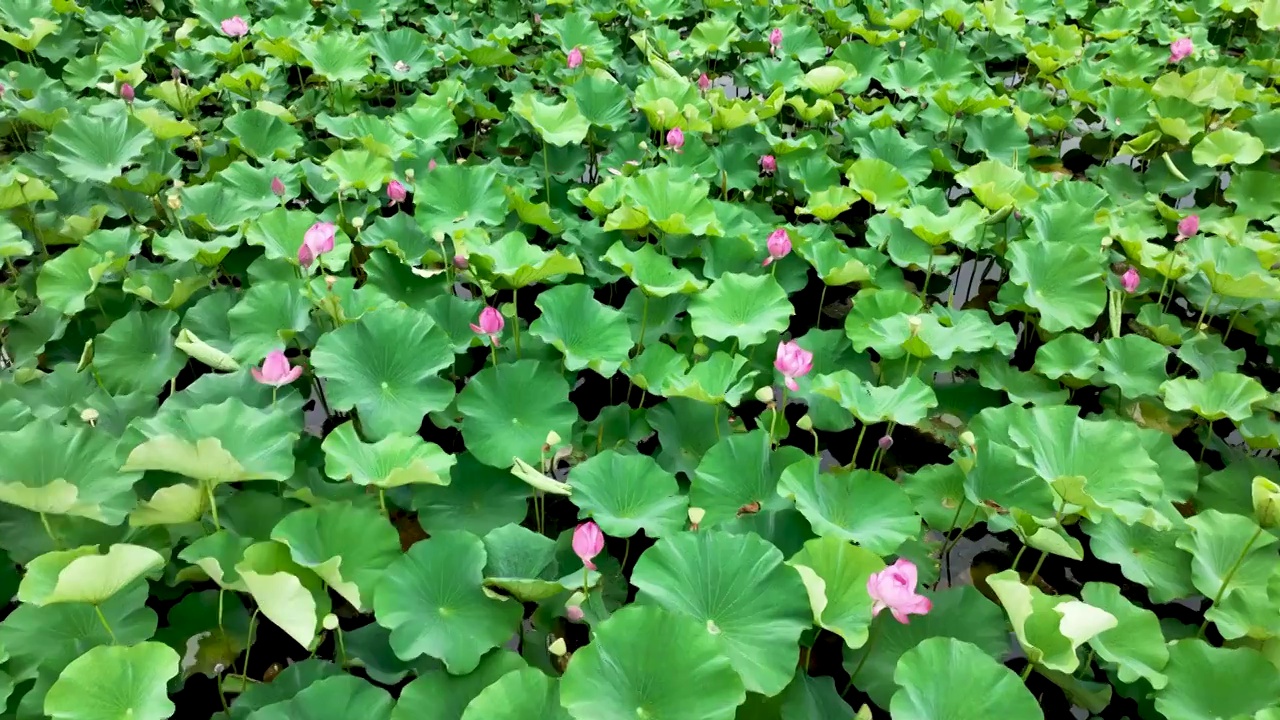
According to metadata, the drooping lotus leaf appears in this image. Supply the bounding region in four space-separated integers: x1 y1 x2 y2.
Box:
812 372 938 426
19 544 164 606
271 503 403 611
987 568 1117 673
0 419 141 524
479 523 565 602
456 359 579 469
512 92 591 147
603 241 707 296
567 450 687 538
1082 516 1195 604
235 540 332 651
322 420 455 488
660 352 758 407
631 530 811 696
1079 582 1169 689
786 535 884 649
529 284 635 376
467 231 584 289
1175 510 1280 640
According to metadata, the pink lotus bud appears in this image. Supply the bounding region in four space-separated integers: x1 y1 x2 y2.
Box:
221 15 249 38
1169 37 1193 63
1122 267 1140 293
774 340 813 392
666 126 684 151
697 73 710 92
251 350 303 387
769 28 783 51
1177 214 1199 239
760 154 777 173
762 228 791 267
867 558 932 624
428 158 438 171
567 47 583 69
566 605 585 622
470 306 504 345
0 83 6 99
121 83 135 103
270 177 285 196
453 254 469 270
533 13 541 24
572 521 604 570
878 435 894 451
387 180 407 205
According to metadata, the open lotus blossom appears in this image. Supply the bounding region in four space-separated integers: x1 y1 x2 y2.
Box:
666 126 684 151
762 228 791 267
270 176 285 196
470 306 504 345
387 180 407 205
867 558 932 624
1122 267 1140 293
251 350 303 387
120 83 135 104
774 340 813 391
760 154 777 173
769 28 783 52
567 47 583 69
1169 37 1193 63
573 521 605 570
298 221 336 268
1178 214 1199 239
697 72 711 92
221 16 249 37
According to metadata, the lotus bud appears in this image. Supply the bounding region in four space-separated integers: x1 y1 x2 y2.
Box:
80 408 99 426
693 341 709 357
405 168 415 182
797 414 814 432
755 386 775 404
322 613 339 631
899 40 907 49
907 315 922 335
351 216 364 230
959 430 976 448
271 177 286 196
688 506 706 530
121 82 135 104
546 430 562 447
1253 476 1280 529
878 435 894 451
14 173 28 184
167 193 182 210
453 254 469 269
565 605 584 622
548 637 568 656
394 60 410 73
1100 236 1113 248
638 141 649 151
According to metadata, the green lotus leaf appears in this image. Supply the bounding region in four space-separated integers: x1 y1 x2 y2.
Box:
1095 335 1170 398
603 241 707 296
846 157 910 210
179 530 252 591
963 113 1033 165
1160 373 1269 422
45 113 153 184
19 544 164 606
414 164 509 234
468 231 584 289
391 650 525 720
529 284 634 376
224 108 304 160
456 359 578 469
390 94 460 145
1155 640 1280 720
248 674 395 720
567 450 687 538
1176 332 1244 377
271 503 402 611
129 481 206 527
570 74 632 131
0 418 141 524
689 272 793 348
510 457 572 497
560 605 745 720
612 166 722 236
322 420 454 488
987 568 1117 673
92 309 186 395
311 306 455 439
787 535 884 649
460 667 569 720
798 186 861 221
411 453 531 536
373 530 522 673
812 372 937 426
1176 510 1280 640
513 93 591 147
36 245 112 316
44 642 179 720
123 398 300 485
690 430 805 527
1034 333 1101 381
794 235 875 285
480 523 563 602
1191 128 1265 166
1079 582 1169 689
891 638 1043 720
1007 239 1105 333
955 159 1039 210
777 458 920 555
660 351 758 407
1082 516 1194 604
299 32 371 83
894 201 990 248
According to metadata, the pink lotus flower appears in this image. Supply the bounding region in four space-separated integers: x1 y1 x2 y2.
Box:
567 47 583 69
697 73 711 92
1169 37 1193 63
867 558 932 624
251 350 303 387
121 83 135 104
428 158 438 171
1122 267 1140 293
387 180 407 205
762 228 791 267
566 605 584 622
769 28 783 52
271 177 285 196
1177 214 1199 240
221 16 249 38
298 221 336 268
573 521 604 570
774 340 813 392
470 306 504 345
666 127 684 151
760 154 777 174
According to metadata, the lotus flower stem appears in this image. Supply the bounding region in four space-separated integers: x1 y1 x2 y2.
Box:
1020 662 1034 681
490 342 499 368
93 605 117 644
849 424 868 469
1155 251 1175 310
768 387 788 447
1197 522 1264 638
512 289 522 358
815 284 827 328
38 512 60 549
543 139 551 206
1026 549 1049 586
638 293 649 349
240 610 259 680
1224 308 1242 343
843 617 881 694
206 483 221 531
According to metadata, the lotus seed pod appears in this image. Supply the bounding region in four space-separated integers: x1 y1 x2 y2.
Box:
959 430 976 447
322 613 339 631
693 342 709 357
80 408 100 425
548 637 568 656
546 430 562 446
797 414 814 431
755 386 775 404
1253 477 1280 529
688 507 706 527
350 216 364 229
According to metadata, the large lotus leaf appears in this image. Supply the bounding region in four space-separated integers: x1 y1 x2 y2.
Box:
689 273 793 348
123 398 300 485
560 605 745 720
236 541 332 650
846 157 910 210
690 431 807 527
391 650 526 720
1175 510 1280 640
19 544 164 606
322 420 455 488
777 458 920 555
45 113 153 184
954 159 1038 210
987 569 1117 673
179 530 252 591
659 351 758 407
1155 640 1280 720
529 284 634 376
479 524 563 602
1082 516 1195 604
1191 128 1265 166
0 419 141 524
612 166 722 236
843 586 1009 707
44 642 179 720
1096 334 1169 398
891 638 1043 720
603 241 707 296
298 32 371 83
1160 373 1269 422
513 93 590 146
1080 582 1169 689
311 306 455 439
842 288 923 359
373 531 522 673
248 674 395 720
812 372 937 426
456 359 578 469
224 108 305 160
569 74 631 130
631 530 811 696
410 453 531 536
568 450 686 538
468 232 584 289
37 245 113 316
390 94 460 145
786 535 884 649
460 667 569 720
414 164 509 234
92 309 187 395
1007 239 1105 333
271 504 402 611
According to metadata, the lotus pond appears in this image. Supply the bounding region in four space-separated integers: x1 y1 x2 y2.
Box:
3 0 1280 719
